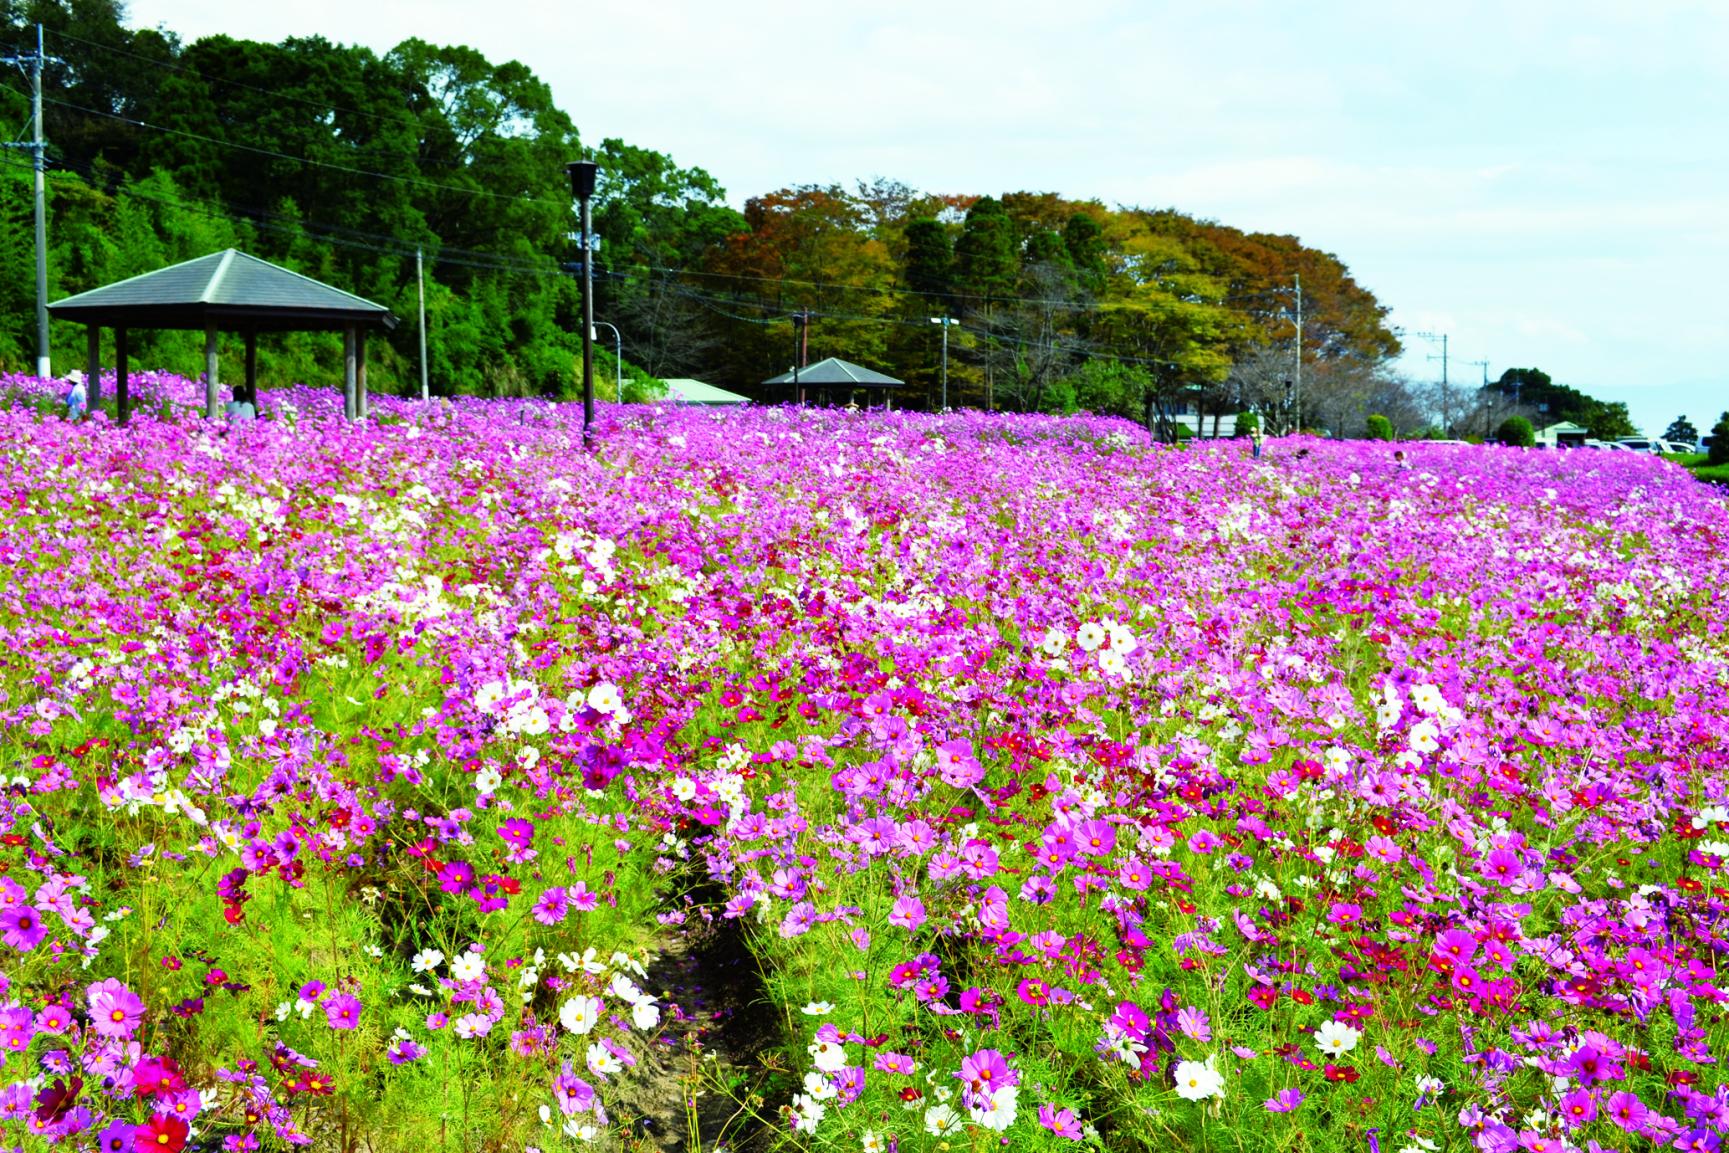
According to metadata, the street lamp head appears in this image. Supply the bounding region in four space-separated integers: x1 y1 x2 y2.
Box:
566 160 599 201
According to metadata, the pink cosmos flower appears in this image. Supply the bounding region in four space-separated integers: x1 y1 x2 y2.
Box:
533 887 570 925
956 1048 1015 1100
0 903 49 952
888 895 926 932
1265 1088 1304 1112
86 978 145 1038
1038 1103 1084 1139
324 994 362 1030
1176 1005 1211 1042
1605 1090 1648 1133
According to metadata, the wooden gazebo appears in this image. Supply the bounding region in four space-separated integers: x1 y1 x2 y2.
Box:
763 356 903 408
48 249 397 423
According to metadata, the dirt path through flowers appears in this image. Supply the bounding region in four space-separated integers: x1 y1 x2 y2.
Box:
612 920 783 1152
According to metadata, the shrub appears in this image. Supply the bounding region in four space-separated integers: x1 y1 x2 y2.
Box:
1365 413 1394 441
1495 415 1535 447
1233 411 1261 437
1711 411 1729 466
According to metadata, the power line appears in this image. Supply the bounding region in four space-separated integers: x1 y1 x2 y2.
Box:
42 93 566 209
43 27 436 140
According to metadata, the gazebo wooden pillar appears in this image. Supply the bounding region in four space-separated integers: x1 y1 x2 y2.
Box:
85 327 101 413
343 327 358 421
204 323 220 419
115 328 130 425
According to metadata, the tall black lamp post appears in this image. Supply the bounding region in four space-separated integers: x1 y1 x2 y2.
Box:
566 160 599 441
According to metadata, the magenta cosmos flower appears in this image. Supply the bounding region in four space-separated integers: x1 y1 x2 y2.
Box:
0 904 48 951
86 978 146 1038
324 994 362 1030
956 1047 1016 1099
1038 1103 1084 1139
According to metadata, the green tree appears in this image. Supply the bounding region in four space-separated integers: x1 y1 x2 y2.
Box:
1365 413 1394 440
1711 412 1729 466
1496 415 1535 447
1663 416 1699 445
900 218 953 304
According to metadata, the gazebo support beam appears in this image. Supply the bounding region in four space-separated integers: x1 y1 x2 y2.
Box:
357 330 368 420
116 328 129 426
85 326 101 414
244 332 257 406
204 323 220 419
343 327 358 421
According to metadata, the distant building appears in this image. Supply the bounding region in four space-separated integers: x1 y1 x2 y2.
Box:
660 378 749 405
1535 420 1589 447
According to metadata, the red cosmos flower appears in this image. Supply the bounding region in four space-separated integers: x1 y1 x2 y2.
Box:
133 1114 189 1153
1323 1064 1360 1083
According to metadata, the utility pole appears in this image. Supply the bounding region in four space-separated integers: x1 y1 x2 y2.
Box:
566 160 599 442
3 26 61 378
416 247 429 400
791 310 811 404
1415 331 1450 433
1292 274 1302 434
929 316 959 411
1464 358 1489 436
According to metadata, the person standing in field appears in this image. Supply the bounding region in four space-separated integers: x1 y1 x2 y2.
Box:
1250 420 1264 459
63 371 87 421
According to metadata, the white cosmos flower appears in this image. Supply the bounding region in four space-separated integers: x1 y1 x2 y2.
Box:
475 767 503 794
586 1042 622 1077
968 1084 1019 1131
449 952 486 982
1172 1057 1225 1101
789 1093 826 1133
923 1103 964 1136
410 949 444 974
801 1001 834 1016
1315 1020 1362 1056
559 995 603 1035
631 1000 660 1030
1075 622 1106 652
608 973 644 1004
586 682 623 715
809 1038 847 1072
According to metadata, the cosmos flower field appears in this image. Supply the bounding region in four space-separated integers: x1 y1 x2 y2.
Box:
1 371 1727 1153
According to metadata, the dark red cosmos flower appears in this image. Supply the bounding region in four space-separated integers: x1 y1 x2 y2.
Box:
133 1114 189 1153
1324 1064 1360 1083
33 1075 82 1123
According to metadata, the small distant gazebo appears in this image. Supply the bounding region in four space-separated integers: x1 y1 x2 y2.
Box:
763 356 903 408
48 249 397 423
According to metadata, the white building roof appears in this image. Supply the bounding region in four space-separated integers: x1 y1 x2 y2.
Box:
660 378 750 405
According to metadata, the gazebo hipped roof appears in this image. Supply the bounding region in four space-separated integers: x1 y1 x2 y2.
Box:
762 356 902 388
49 249 397 332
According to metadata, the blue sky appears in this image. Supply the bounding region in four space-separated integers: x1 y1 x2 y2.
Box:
130 0 1728 436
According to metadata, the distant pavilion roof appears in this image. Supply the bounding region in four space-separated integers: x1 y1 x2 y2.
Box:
762 357 902 388
660 378 750 405
49 249 397 332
